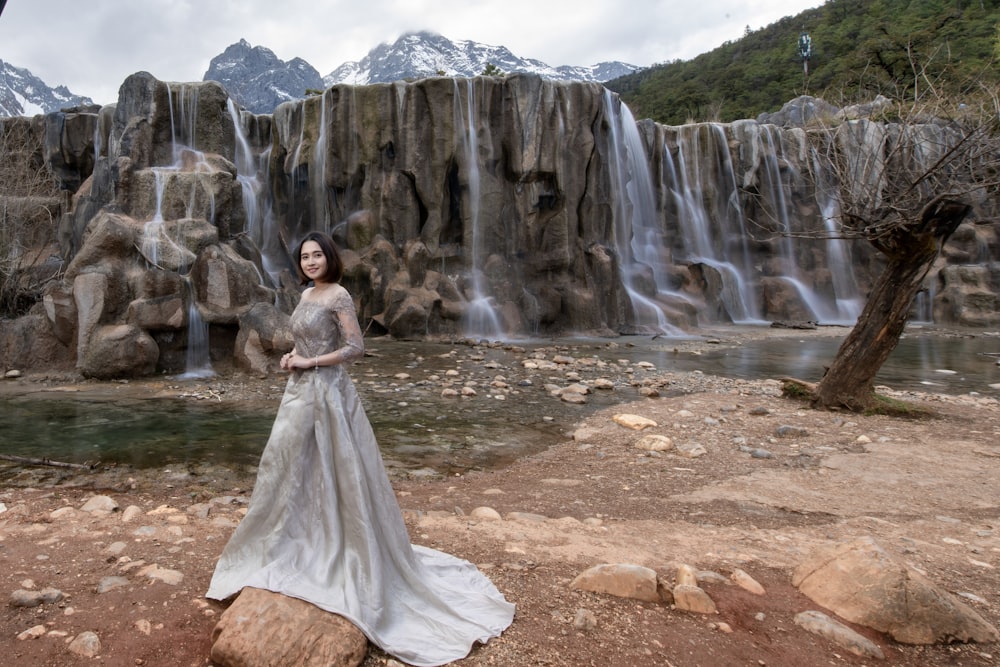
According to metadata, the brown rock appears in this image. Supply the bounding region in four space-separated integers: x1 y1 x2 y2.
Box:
793 537 999 644
569 563 660 603
211 587 368 667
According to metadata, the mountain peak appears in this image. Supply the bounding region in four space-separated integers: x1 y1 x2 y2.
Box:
0 59 95 117
324 32 638 87
203 40 323 113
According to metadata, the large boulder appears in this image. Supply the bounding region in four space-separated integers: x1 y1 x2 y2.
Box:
190 244 274 323
210 587 367 667
234 302 292 374
78 324 158 378
793 537 999 645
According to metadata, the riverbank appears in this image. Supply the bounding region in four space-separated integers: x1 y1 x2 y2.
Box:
2 327 1000 666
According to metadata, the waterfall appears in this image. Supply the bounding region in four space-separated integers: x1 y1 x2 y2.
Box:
228 99 282 286
176 278 214 379
604 91 685 335
810 150 863 322
667 124 762 323
312 91 330 234
162 84 217 376
457 79 504 339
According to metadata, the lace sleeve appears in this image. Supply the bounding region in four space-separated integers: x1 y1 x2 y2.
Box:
328 286 365 366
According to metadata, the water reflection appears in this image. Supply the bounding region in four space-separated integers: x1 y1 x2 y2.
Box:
1 329 996 479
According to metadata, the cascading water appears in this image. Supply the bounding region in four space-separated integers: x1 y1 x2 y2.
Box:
228 99 281 287
667 123 762 323
457 79 504 339
809 149 863 322
177 278 214 379
604 91 685 335
151 84 216 377
756 126 832 321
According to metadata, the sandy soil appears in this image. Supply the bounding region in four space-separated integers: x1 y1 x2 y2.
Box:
2 329 1000 667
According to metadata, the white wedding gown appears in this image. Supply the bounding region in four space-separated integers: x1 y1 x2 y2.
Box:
206 284 514 666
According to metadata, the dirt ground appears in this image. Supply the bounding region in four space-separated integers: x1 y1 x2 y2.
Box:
2 330 1000 667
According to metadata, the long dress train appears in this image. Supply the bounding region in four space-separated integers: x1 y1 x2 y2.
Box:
206 285 514 666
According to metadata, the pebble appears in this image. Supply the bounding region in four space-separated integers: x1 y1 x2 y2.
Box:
775 425 809 437
68 631 102 658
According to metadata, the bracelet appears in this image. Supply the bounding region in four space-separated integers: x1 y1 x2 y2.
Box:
314 356 319 369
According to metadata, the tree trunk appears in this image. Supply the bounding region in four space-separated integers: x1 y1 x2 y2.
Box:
812 198 972 411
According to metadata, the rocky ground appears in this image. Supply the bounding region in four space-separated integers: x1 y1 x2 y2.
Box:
2 328 1000 666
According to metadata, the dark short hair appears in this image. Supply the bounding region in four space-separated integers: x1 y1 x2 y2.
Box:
295 231 344 285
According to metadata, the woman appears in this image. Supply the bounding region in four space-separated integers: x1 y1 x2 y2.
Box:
207 231 514 666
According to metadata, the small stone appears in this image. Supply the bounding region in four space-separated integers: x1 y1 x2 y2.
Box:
749 406 771 416
675 442 707 458
17 624 46 640
775 425 809 437
794 610 885 659
672 584 717 614
570 563 660 602
573 608 598 631
68 631 102 658
97 576 131 593
81 495 118 513
730 568 765 595
470 507 502 521
612 414 658 430
5 369 23 379
121 505 144 523
137 564 183 585
635 434 672 452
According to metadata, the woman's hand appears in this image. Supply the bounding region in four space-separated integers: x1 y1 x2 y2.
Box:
280 352 319 371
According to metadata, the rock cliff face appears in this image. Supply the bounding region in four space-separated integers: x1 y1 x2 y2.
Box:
1 72 997 378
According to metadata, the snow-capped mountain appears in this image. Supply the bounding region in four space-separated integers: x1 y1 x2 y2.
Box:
0 59 94 117
325 31 639 86
203 39 325 115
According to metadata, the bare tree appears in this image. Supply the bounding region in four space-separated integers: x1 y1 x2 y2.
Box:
786 71 1000 411
0 118 63 316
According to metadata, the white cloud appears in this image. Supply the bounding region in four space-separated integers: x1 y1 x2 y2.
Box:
0 0 822 105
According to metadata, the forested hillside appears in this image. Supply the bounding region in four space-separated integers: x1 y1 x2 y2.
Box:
607 0 1000 124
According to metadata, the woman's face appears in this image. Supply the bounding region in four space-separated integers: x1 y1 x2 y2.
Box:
300 240 329 283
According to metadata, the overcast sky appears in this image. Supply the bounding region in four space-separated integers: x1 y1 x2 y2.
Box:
0 0 823 106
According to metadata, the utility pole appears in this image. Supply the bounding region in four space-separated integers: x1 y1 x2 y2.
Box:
798 29 812 88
